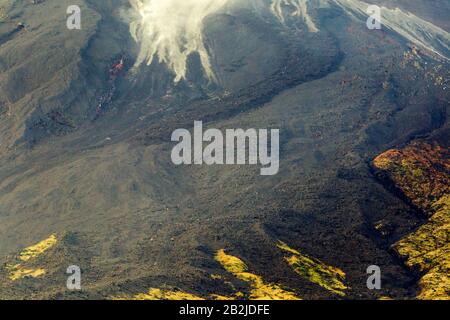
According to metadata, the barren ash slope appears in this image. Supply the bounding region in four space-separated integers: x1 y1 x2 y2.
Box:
0 0 448 299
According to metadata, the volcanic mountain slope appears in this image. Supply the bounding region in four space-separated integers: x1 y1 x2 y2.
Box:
373 132 450 300
370 0 450 32
0 0 449 299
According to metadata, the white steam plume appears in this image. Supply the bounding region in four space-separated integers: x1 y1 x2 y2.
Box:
271 0 319 32
127 0 450 83
334 0 450 60
128 0 228 83
127 0 321 82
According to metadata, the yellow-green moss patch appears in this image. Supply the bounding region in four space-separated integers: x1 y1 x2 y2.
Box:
277 241 347 296
395 195 450 300
19 234 57 262
7 264 46 281
374 141 449 300
5 234 57 281
215 249 301 300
